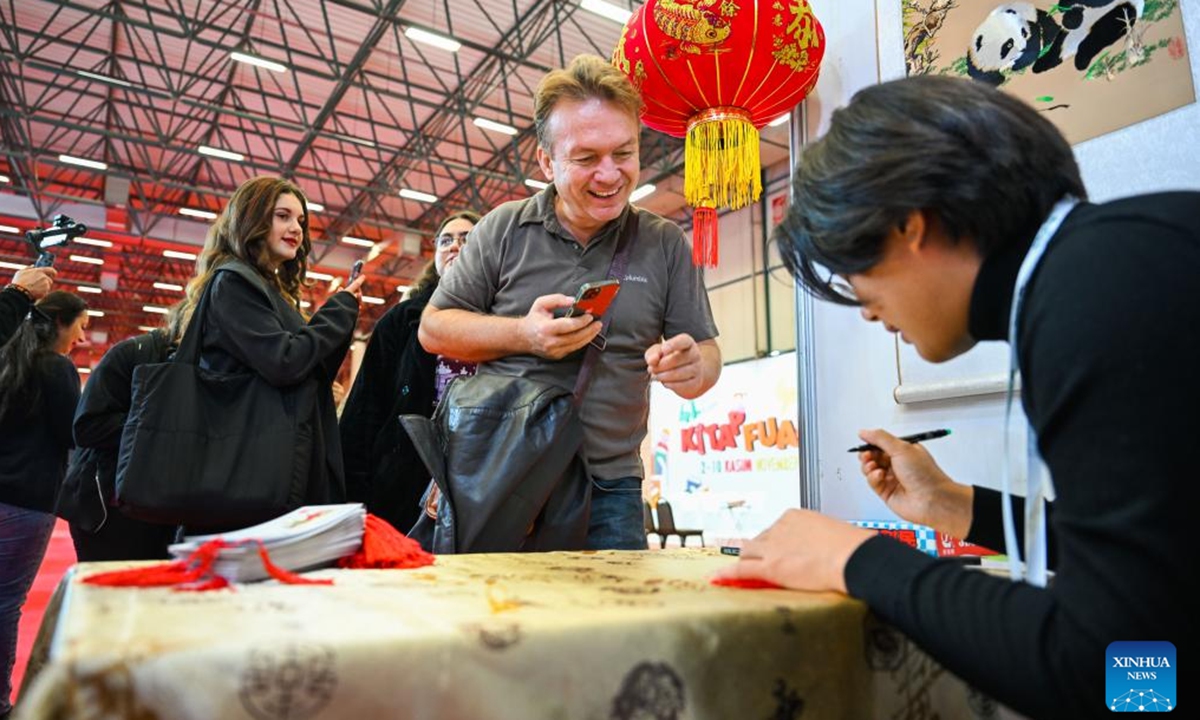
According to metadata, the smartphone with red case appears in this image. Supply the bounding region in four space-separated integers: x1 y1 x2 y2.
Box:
554 279 621 319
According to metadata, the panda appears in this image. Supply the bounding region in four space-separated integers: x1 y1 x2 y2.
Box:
966 3 1060 85
1049 0 1145 72
966 0 1144 87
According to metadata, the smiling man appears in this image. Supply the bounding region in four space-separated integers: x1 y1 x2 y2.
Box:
715 76 1196 718
420 54 721 550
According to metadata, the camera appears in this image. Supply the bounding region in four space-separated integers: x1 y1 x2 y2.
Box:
27 214 88 267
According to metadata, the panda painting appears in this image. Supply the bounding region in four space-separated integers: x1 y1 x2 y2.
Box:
966 0 1145 86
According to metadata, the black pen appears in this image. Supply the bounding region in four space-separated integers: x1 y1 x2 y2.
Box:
847 428 951 453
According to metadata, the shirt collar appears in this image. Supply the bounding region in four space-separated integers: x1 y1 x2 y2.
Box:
519 184 632 246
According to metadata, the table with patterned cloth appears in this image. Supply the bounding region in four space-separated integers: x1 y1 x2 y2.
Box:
16 549 1001 720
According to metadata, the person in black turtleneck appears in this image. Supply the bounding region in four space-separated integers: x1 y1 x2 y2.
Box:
339 210 480 534
715 75 1194 720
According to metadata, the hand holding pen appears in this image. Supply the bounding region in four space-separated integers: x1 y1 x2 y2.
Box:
854 427 972 539
848 428 950 453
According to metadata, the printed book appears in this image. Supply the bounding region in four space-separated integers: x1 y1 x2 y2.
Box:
169 503 367 582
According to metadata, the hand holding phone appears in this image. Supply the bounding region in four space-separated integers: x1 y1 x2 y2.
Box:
553 279 620 319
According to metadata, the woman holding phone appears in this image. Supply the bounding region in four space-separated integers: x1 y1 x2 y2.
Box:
177 175 362 529
340 210 481 532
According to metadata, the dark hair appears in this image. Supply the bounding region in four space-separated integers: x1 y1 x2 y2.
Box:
407 260 440 300
776 75 1087 305
182 176 311 331
534 54 642 154
436 210 483 237
0 290 87 422
410 210 484 298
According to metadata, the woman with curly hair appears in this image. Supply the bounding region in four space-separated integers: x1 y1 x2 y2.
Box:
178 175 362 530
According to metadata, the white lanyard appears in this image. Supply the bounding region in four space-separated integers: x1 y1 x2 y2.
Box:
1001 196 1079 585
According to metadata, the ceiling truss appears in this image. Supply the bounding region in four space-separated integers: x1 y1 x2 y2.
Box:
0 0 788 368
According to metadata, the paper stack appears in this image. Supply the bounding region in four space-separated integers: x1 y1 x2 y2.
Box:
169 503 367 582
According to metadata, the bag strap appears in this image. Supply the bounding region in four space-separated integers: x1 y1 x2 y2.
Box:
171 272 216 366
172 261 275 366
572 210 639 400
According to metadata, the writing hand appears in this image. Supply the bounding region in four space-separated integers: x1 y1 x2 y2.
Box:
857 428 972 539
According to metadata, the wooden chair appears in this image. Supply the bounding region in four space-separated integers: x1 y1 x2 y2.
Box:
654 500 704 548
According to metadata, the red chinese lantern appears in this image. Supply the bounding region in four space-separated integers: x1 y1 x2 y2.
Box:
612 0 825 266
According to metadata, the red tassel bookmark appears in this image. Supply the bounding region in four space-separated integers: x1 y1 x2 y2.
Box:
337 514 435 570
83 538 232 590
257 543 334 586
82 538 331 590
82 513 433 591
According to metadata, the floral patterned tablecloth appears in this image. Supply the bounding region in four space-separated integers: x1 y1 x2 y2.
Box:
16 549 1001 720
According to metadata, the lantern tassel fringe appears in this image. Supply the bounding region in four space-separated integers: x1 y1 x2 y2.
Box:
684 115 762 211
692 207 719 268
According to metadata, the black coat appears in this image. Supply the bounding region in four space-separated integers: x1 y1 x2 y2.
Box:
199 260 358 508
339 283 438 532
0 353 80 512
56 330 171 531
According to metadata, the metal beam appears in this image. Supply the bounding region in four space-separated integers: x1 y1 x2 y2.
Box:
321 0 567 244
281 0 405 172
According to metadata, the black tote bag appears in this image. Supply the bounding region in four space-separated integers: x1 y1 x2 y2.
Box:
115 263 315 527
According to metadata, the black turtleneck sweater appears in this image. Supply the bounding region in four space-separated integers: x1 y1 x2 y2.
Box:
844 192 1197 719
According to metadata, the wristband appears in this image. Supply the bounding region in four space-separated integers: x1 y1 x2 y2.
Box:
4 283 34 302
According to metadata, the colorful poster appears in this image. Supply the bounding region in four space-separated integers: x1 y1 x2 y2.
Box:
647 353 800 542
903 0 1195 144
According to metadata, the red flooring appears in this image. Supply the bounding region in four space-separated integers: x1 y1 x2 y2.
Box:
11 519 75 702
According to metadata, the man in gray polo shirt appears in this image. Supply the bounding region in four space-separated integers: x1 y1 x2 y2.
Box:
420 54 722 550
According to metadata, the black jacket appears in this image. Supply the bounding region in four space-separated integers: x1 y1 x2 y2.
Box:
199 260 358 508
0 285 32 348
0 353 80 512
339 283 438 532
56 330 171 531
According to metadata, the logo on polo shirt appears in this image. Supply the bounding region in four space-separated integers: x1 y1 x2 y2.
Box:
623 274 648 284
1106 641 1175 712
